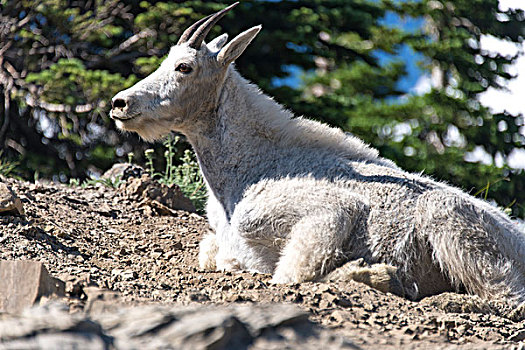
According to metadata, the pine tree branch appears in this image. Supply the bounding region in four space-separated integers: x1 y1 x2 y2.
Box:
105 29 156 59
0 61 106 114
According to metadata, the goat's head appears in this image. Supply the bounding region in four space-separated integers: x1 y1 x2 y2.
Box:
110 2 260 141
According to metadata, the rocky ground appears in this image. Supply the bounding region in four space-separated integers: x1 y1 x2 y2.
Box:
0 170 524 349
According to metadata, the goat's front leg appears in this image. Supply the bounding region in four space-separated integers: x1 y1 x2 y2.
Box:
199 229 243 272
198 231 219 270
200 194 243 272
271 196 370 284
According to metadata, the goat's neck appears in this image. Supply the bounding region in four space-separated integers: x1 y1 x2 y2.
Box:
185 68 284 217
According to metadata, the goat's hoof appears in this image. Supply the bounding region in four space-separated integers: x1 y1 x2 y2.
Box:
216 256 242 272
270 269 305 284
323 260 405 297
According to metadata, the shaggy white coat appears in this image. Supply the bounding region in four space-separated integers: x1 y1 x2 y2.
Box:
111 23 525 307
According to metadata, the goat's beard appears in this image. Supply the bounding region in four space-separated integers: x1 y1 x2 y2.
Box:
115 116 173 142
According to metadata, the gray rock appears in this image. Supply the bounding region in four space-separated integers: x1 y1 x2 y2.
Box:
0 301 354 350
159 308 252 350
0 302 112 350
233 304 310 336
109 306 176 338
0 260 65 314
0 182 24 216
0 333 108 350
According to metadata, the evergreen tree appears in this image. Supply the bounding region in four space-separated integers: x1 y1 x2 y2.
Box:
397 0 525 217
295 0 525 217
1 0 523 216
0 0 140 178
0 0 394 179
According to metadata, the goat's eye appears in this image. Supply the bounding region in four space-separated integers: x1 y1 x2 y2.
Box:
176 63 193 74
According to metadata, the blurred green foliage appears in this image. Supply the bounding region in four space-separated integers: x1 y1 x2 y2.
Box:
0 0 523 216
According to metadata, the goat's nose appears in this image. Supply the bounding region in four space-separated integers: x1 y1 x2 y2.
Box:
112 98 127 109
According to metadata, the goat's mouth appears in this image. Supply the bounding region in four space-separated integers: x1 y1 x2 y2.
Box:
110 109 139 121
110 109 144 133
113 116 140 134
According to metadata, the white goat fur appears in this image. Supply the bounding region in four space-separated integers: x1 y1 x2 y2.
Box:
111 14 525 306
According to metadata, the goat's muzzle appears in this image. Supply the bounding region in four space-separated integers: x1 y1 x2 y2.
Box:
110 95 135 121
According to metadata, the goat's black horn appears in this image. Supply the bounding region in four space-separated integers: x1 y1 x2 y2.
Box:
177 14 213 45
186 2 239 49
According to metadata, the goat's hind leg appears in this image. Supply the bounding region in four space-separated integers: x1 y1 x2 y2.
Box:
419 192 525 304
271 193 370 284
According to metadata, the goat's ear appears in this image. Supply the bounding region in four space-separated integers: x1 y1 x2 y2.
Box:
207 33 229 52
217 25 261 65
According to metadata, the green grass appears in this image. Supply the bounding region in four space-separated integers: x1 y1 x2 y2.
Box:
0 151 20 178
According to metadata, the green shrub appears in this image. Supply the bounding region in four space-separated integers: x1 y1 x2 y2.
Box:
145 135 207 212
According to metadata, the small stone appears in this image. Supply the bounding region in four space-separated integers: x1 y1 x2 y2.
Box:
322 292 337 304
364 303 375 312
319 299 330 309
111 268 123 281
330 309 347 324
0 182 25 216
117 248 127 256
55 229 69 238
509 329 525 342
151 251 163 259
121 270 137 281
318 284 331 293
161 308 251 348
335 297 352 307
233 304 310 334
93 203 114 217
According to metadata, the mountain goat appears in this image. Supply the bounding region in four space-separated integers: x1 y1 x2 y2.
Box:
111 3 525 310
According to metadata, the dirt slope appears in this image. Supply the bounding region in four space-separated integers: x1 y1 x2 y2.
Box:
1 176 524 349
